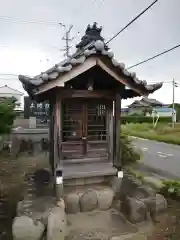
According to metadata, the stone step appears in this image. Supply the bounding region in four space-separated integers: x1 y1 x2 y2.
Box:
64 175 112 187
63 162 117 187
64 183 115 214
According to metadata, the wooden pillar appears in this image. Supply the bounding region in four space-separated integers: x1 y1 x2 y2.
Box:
54 97 63 169
49 100 55 175
114 93 122 170
107 101 114 162
49 94 63 177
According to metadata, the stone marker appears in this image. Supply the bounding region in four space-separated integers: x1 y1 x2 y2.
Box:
12 215 45 240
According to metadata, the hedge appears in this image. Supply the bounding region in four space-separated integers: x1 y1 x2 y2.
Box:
121 116 172 124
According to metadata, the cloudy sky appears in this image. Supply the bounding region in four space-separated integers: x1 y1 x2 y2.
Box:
0 0 180 106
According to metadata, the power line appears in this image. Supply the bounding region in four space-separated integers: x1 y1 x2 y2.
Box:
0 73 18 77
0 15 65 27
127 44 180 69
106 0 159 44
148 81 172 84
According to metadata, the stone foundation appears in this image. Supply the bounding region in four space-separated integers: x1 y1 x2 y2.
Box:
12 170 168 240
65 185 114 213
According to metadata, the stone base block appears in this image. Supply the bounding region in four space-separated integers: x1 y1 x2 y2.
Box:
12 216 45 240
65 184 114 213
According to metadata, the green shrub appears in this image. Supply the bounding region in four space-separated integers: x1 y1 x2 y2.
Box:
160 180 180 199
121 116 171 124
120 134 141 165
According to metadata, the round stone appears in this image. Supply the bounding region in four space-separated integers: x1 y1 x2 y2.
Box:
65 192 80 213
119 62 125 69
134 77 141 84
70 58 77 65
107 51 114 59
130 72 136 78
111 58 120 67
12 216 45 240
123 69 129 76
94 40 104 51
97 188 114 210
142 80 147 85
80 189 98 212
64 64 72 72
84 49 91 57
41 73 48 81
121 196 147 223
57 66 65 73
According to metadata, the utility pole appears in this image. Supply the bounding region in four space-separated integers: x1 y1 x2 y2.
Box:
61 24 74 58
172 79 178 128
172 79 175 128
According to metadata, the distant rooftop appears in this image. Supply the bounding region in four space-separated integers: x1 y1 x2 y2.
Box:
128 97 163 108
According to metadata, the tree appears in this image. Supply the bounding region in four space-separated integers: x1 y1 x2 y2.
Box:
0 98 17 135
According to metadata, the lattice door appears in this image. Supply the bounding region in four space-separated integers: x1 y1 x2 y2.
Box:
62 99 109 160
86 100 109 159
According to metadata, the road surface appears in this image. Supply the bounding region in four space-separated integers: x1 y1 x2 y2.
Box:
133 137 180 180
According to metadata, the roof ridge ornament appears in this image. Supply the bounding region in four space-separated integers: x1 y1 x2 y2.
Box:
76 22 109 50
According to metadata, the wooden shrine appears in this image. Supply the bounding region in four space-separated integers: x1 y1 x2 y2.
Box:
19 22 162 178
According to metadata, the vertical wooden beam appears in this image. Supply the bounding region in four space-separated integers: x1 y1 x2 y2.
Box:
107 101 114 162
49 100 55 175
114 93 121 170
54 96 63 168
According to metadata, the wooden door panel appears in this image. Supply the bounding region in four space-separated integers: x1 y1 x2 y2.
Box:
86 100 109 159
62 99 110 161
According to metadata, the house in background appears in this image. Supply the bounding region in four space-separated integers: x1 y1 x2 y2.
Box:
128 97 163 115
121 107 129 116
0 85 24 111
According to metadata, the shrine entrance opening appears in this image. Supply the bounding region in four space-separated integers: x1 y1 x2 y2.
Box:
62 99 111 161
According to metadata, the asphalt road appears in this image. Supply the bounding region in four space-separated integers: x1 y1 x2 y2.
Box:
133 137 180 180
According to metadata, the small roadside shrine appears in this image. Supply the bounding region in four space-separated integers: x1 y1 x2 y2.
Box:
19 22 162 182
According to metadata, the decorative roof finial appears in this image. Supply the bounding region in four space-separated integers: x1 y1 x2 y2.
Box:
76 22 108 50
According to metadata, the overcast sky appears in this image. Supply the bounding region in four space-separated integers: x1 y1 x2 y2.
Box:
0 0 180 107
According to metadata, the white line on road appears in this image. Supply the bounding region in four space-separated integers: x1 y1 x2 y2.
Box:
167 153 174 156
158 154 167 158
156 152 174 158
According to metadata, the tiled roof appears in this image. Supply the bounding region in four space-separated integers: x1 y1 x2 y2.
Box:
18 23 163 97
142 97 163 105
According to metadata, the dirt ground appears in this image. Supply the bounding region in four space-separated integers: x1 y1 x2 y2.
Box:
148 199 180 240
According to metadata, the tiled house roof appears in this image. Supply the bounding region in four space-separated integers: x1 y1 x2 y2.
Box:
129 97 163 108
19 22 163 98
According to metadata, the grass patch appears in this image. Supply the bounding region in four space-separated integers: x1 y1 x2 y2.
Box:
122 123 180 145
120 134 141 165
